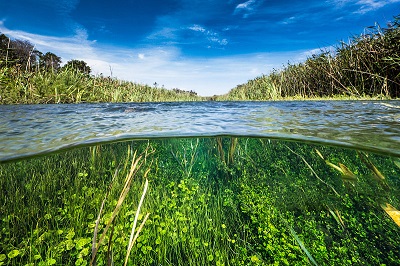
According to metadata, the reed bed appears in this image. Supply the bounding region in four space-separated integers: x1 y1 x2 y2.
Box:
0 67 203 104
220 15 400 101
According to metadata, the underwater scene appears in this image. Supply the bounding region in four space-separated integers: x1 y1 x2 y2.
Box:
1 137 399 266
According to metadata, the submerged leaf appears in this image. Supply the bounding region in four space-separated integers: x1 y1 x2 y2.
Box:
338 163 357 181
394 160 400 169
318 151 357 183
315 149 355 181
381 203 400 227
327 206 345 229
287 224 319 266
315 149 325 160
325 161 343 173
358 151 385 181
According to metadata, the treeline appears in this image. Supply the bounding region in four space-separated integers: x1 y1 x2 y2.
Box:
0 33 202 104
220 15 400 100
0 34 91 74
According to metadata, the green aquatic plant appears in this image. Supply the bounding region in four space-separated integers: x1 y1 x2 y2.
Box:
284 220 319 266
381 203 400 227
124 179 150 266
90 146 153 265
357 151 386 181
315 149 357 184
1 138 399 265
286 145 340 196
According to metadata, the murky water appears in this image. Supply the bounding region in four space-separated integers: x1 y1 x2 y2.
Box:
0 101 399 265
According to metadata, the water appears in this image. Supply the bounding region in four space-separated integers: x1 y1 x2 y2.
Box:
0 101 399 265
1 101 400 162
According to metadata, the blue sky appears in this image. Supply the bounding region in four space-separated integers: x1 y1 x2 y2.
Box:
1 0 399 96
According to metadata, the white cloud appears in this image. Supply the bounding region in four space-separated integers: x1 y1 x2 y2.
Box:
234 0 262 18
280 16 296 25
187 24 228 47
235 0 257 11
329 0 400 14
0 21 96 60
188 24 206 32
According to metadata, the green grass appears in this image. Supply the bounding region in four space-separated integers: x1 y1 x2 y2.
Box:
1 138 399 265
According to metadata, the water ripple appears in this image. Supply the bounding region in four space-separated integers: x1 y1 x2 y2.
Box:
1 101 400 162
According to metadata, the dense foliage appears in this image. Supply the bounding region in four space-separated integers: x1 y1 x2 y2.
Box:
220 15 400 100
1 138 399 265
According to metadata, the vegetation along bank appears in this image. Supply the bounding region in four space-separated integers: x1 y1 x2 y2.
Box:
1 15 400 103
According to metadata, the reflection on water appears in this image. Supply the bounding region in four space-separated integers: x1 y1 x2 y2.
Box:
1 101 400 162
0 138 399 265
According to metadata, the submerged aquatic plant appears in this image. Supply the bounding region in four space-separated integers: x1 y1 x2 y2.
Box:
90 146 153 266
381 203 400 227
315 149 357 183
1 138 399 265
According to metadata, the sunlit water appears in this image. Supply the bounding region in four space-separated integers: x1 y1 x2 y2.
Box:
0 101 399 265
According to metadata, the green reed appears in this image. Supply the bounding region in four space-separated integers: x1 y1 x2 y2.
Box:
1 138 399 265
0 67 203 104
219 15 400 101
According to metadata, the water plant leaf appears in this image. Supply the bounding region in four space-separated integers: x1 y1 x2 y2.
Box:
394 159 400 169
327 206 345 229
7 250 19 259
91 147 152 266
381 203 400 227
325 160 344 173
286 145 340 197
315 149 325 160
316 149 357 182
91 166 120 266
283 220 318 266
338 163 357 181
357 151 385 181
124 177 150 266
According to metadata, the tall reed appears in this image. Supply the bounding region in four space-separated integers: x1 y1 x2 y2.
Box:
220 15 400 101
0 67 203 104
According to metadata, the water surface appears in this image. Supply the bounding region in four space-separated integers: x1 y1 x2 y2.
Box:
1 101 400 265
1 101 400 162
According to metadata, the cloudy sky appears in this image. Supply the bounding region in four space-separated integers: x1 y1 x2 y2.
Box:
0 0 399 96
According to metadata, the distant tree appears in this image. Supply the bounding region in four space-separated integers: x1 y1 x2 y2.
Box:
8 39 40 70
39 52 62 72
0 33 10 66
63 59 91 74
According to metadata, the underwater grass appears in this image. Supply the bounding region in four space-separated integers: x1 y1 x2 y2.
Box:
0 138 399 265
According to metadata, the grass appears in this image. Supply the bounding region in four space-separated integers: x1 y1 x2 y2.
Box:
218 15 400 101
0 138 399 265
0 67 203 104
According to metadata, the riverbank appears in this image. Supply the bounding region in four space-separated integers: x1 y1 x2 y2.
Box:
0 67 204 104
216 16 400 101
1 15 399 104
